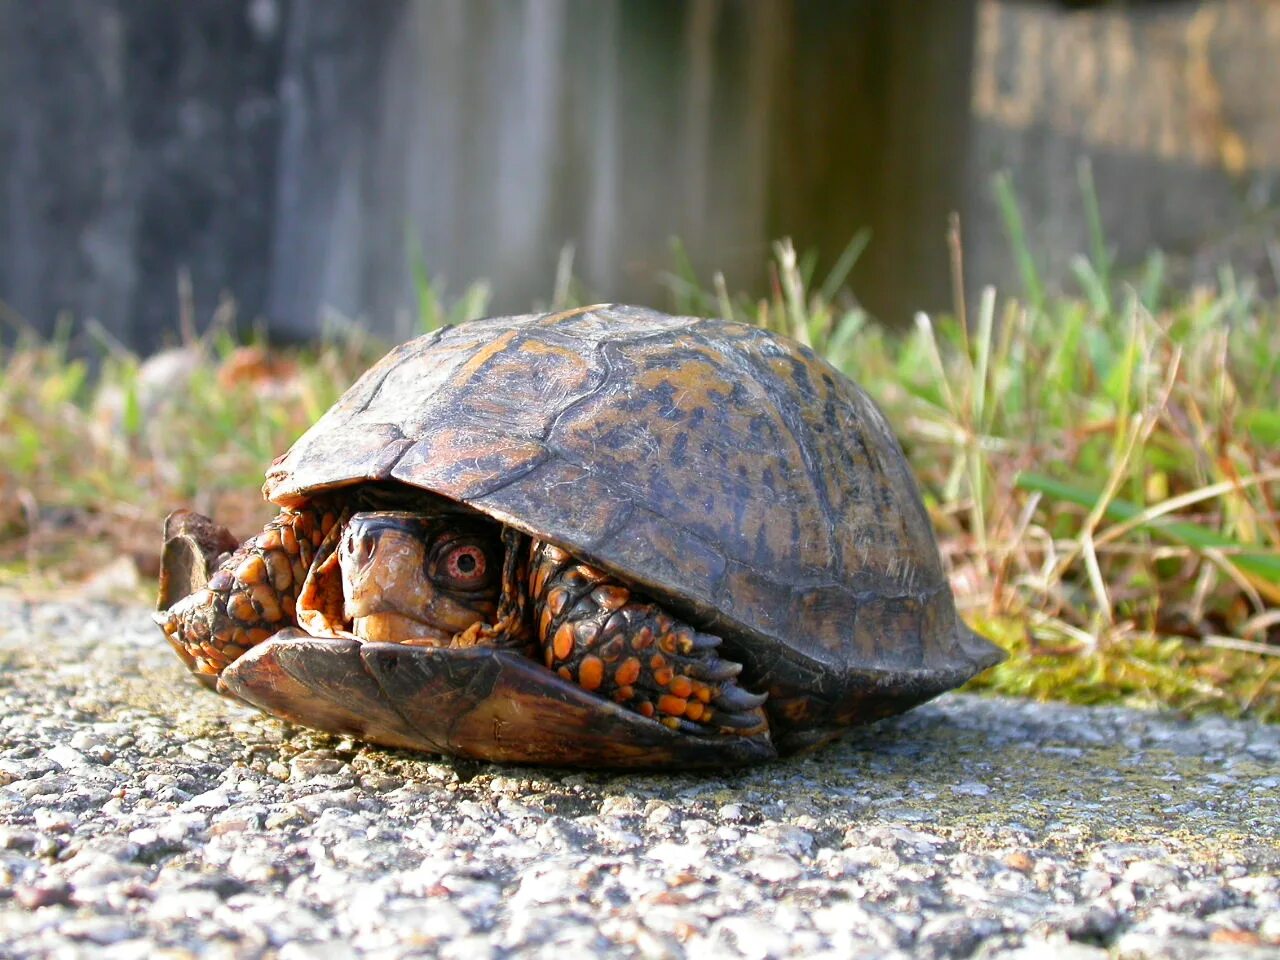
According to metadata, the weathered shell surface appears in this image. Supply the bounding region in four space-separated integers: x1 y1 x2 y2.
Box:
264 305 1000 747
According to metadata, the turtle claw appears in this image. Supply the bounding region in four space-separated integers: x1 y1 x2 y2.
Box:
713 684 769 713
689 631 722 651
682 655 743 683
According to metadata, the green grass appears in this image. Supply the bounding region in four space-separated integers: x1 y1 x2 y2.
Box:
2 199 1277 721
698 233 1278 721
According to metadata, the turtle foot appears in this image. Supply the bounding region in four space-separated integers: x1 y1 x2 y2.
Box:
157 510 240 611
158 505 334 681
221 633 777 768
530 541 770 738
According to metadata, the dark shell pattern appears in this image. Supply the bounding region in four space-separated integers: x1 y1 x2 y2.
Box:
264 305 1002 747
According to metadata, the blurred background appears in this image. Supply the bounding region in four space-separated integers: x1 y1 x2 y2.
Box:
3 0 1278 349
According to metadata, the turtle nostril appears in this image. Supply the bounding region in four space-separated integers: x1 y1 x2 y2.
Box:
345 530 376 567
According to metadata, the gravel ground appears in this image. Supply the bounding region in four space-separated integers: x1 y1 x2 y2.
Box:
0 597 1277 960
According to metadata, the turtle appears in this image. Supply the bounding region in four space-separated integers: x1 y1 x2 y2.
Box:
156 304 1003 768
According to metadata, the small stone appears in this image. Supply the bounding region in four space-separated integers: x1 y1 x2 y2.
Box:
916 914 995 959
1123 860 1180 888
1131 909 1209 940
181 787 233 810
1113 931 1254 959
764 824 814 857
14 880 73 909
1004 851 1034 872
127 827 160 848
440 936 498 960
1078 869 1113 899
45 745 90 770
0 827 42 851
1229 875 1280 896
1210 929 1263 947
290 754 348 779
1259 913 1280 943
745 853 803 882
227 850 279 884
61 916 134 945
266 805 314 829
149 890 223 922
33 808 77 833
1165 881 1231 917
1003 942 1109 960
1052 905 1120 941
68 730 103 751
648 841 706 870
710 916 793 960
646 803 675 825
359 773 404 792
209 817 253 836
279 942 355 960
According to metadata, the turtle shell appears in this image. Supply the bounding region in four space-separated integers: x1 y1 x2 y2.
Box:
264 305 1001 752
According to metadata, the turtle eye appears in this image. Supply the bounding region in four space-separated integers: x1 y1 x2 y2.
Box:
440 543 489 587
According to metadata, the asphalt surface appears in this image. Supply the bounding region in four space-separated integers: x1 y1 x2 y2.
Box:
1 597 1277 959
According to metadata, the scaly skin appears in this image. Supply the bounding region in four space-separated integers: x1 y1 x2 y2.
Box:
160 505 767 738
529 540 768 735
158 504 340 685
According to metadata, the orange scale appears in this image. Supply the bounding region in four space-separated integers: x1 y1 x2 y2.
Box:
552 624 574 661
578 655 605 691
615 657 642 687
657 694 687 716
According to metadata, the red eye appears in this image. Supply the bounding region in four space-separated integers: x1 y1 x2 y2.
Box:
444 544 487 583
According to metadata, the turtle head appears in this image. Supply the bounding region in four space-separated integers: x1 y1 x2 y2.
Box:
338 511 502 644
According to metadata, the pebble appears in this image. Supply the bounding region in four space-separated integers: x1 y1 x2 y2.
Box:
13 881 73 910
0 598 1276 959
1002 942 1110 960
1124 860 1181 889
45 746 91 770
917 914 988 958
744 853 803 882
1260 913 1280 942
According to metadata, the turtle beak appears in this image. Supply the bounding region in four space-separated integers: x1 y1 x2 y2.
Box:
339 513 448 642
339 513 386 585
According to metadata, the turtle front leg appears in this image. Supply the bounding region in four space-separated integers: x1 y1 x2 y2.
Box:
530 541 769 736
156 504 339 687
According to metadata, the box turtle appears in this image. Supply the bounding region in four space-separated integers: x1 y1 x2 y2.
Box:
157 304 1002 768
